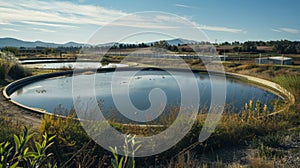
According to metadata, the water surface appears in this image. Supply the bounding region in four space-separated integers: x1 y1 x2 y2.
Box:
10 70 281 123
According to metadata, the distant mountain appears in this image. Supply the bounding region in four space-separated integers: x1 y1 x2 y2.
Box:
96 42 120 47
147 38 199 46
62 42 85 47
0 38 85 48
165 38 199 45
97 39 199 47
0 37 200 48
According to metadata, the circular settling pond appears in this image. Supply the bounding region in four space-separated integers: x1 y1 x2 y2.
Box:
7 68 282 124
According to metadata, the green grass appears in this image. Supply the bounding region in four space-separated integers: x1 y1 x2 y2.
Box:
273 75 300 94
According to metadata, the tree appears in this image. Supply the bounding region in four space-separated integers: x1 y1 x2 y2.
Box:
285 43 296 54
1 47 19 55
232 41 240 45
296 43 300 53
272 40 297 54
233 46 241 52
242 41 257 52
273 40 286 54
221 41 230 46
153 40 169 49
44 48 54 55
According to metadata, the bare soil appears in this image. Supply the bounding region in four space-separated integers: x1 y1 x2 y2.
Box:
0 89 41 128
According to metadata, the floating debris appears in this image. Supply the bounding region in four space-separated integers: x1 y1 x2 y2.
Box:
36 89 46 93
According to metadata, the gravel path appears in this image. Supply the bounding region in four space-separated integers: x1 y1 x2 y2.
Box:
276 131 300 167
0 89 41 128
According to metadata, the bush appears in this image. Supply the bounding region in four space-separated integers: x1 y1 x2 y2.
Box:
0 51 31 80
7 64 32 80
0 52 16 79
0 116 20 143
38 114 90 164
0 127 56 168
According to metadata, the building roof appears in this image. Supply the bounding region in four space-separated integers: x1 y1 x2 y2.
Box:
269 56 292 61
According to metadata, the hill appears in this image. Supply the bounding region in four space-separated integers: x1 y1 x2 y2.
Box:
0 37 84 48
0 37 201 48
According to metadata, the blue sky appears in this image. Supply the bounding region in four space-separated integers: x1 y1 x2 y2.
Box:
0 0 299 44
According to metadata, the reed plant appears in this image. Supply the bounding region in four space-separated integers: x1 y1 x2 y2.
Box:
0 51 17 79
273 75 300 94
0 51 31 80
0 127 56 168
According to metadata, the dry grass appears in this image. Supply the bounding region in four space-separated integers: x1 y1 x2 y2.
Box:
226 163 244 168
248 157 274 168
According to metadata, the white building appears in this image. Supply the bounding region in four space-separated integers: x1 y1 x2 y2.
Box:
255 56 292 65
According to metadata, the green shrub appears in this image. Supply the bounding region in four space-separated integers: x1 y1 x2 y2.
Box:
0 127 56 168
0 117 20 143
109 134 141 168
38 114 90 164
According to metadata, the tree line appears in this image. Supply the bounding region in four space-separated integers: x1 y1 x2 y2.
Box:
2 40 300 55
220 40 300 54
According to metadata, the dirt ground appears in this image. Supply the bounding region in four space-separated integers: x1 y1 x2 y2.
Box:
0 90 41 128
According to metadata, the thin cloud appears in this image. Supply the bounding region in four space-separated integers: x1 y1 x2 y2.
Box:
32 28 56 33
0 0 243 34
197 25 243 33
271 29 282 32
176 19 243 33
0 21 15 25
174 4 198 9
272 28 299 34
153 15 243 33
2 28 19 32
279 28 299 34
0 0 127 27
21 21 78 29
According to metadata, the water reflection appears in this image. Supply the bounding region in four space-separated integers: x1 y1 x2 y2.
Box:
10 70 281 123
